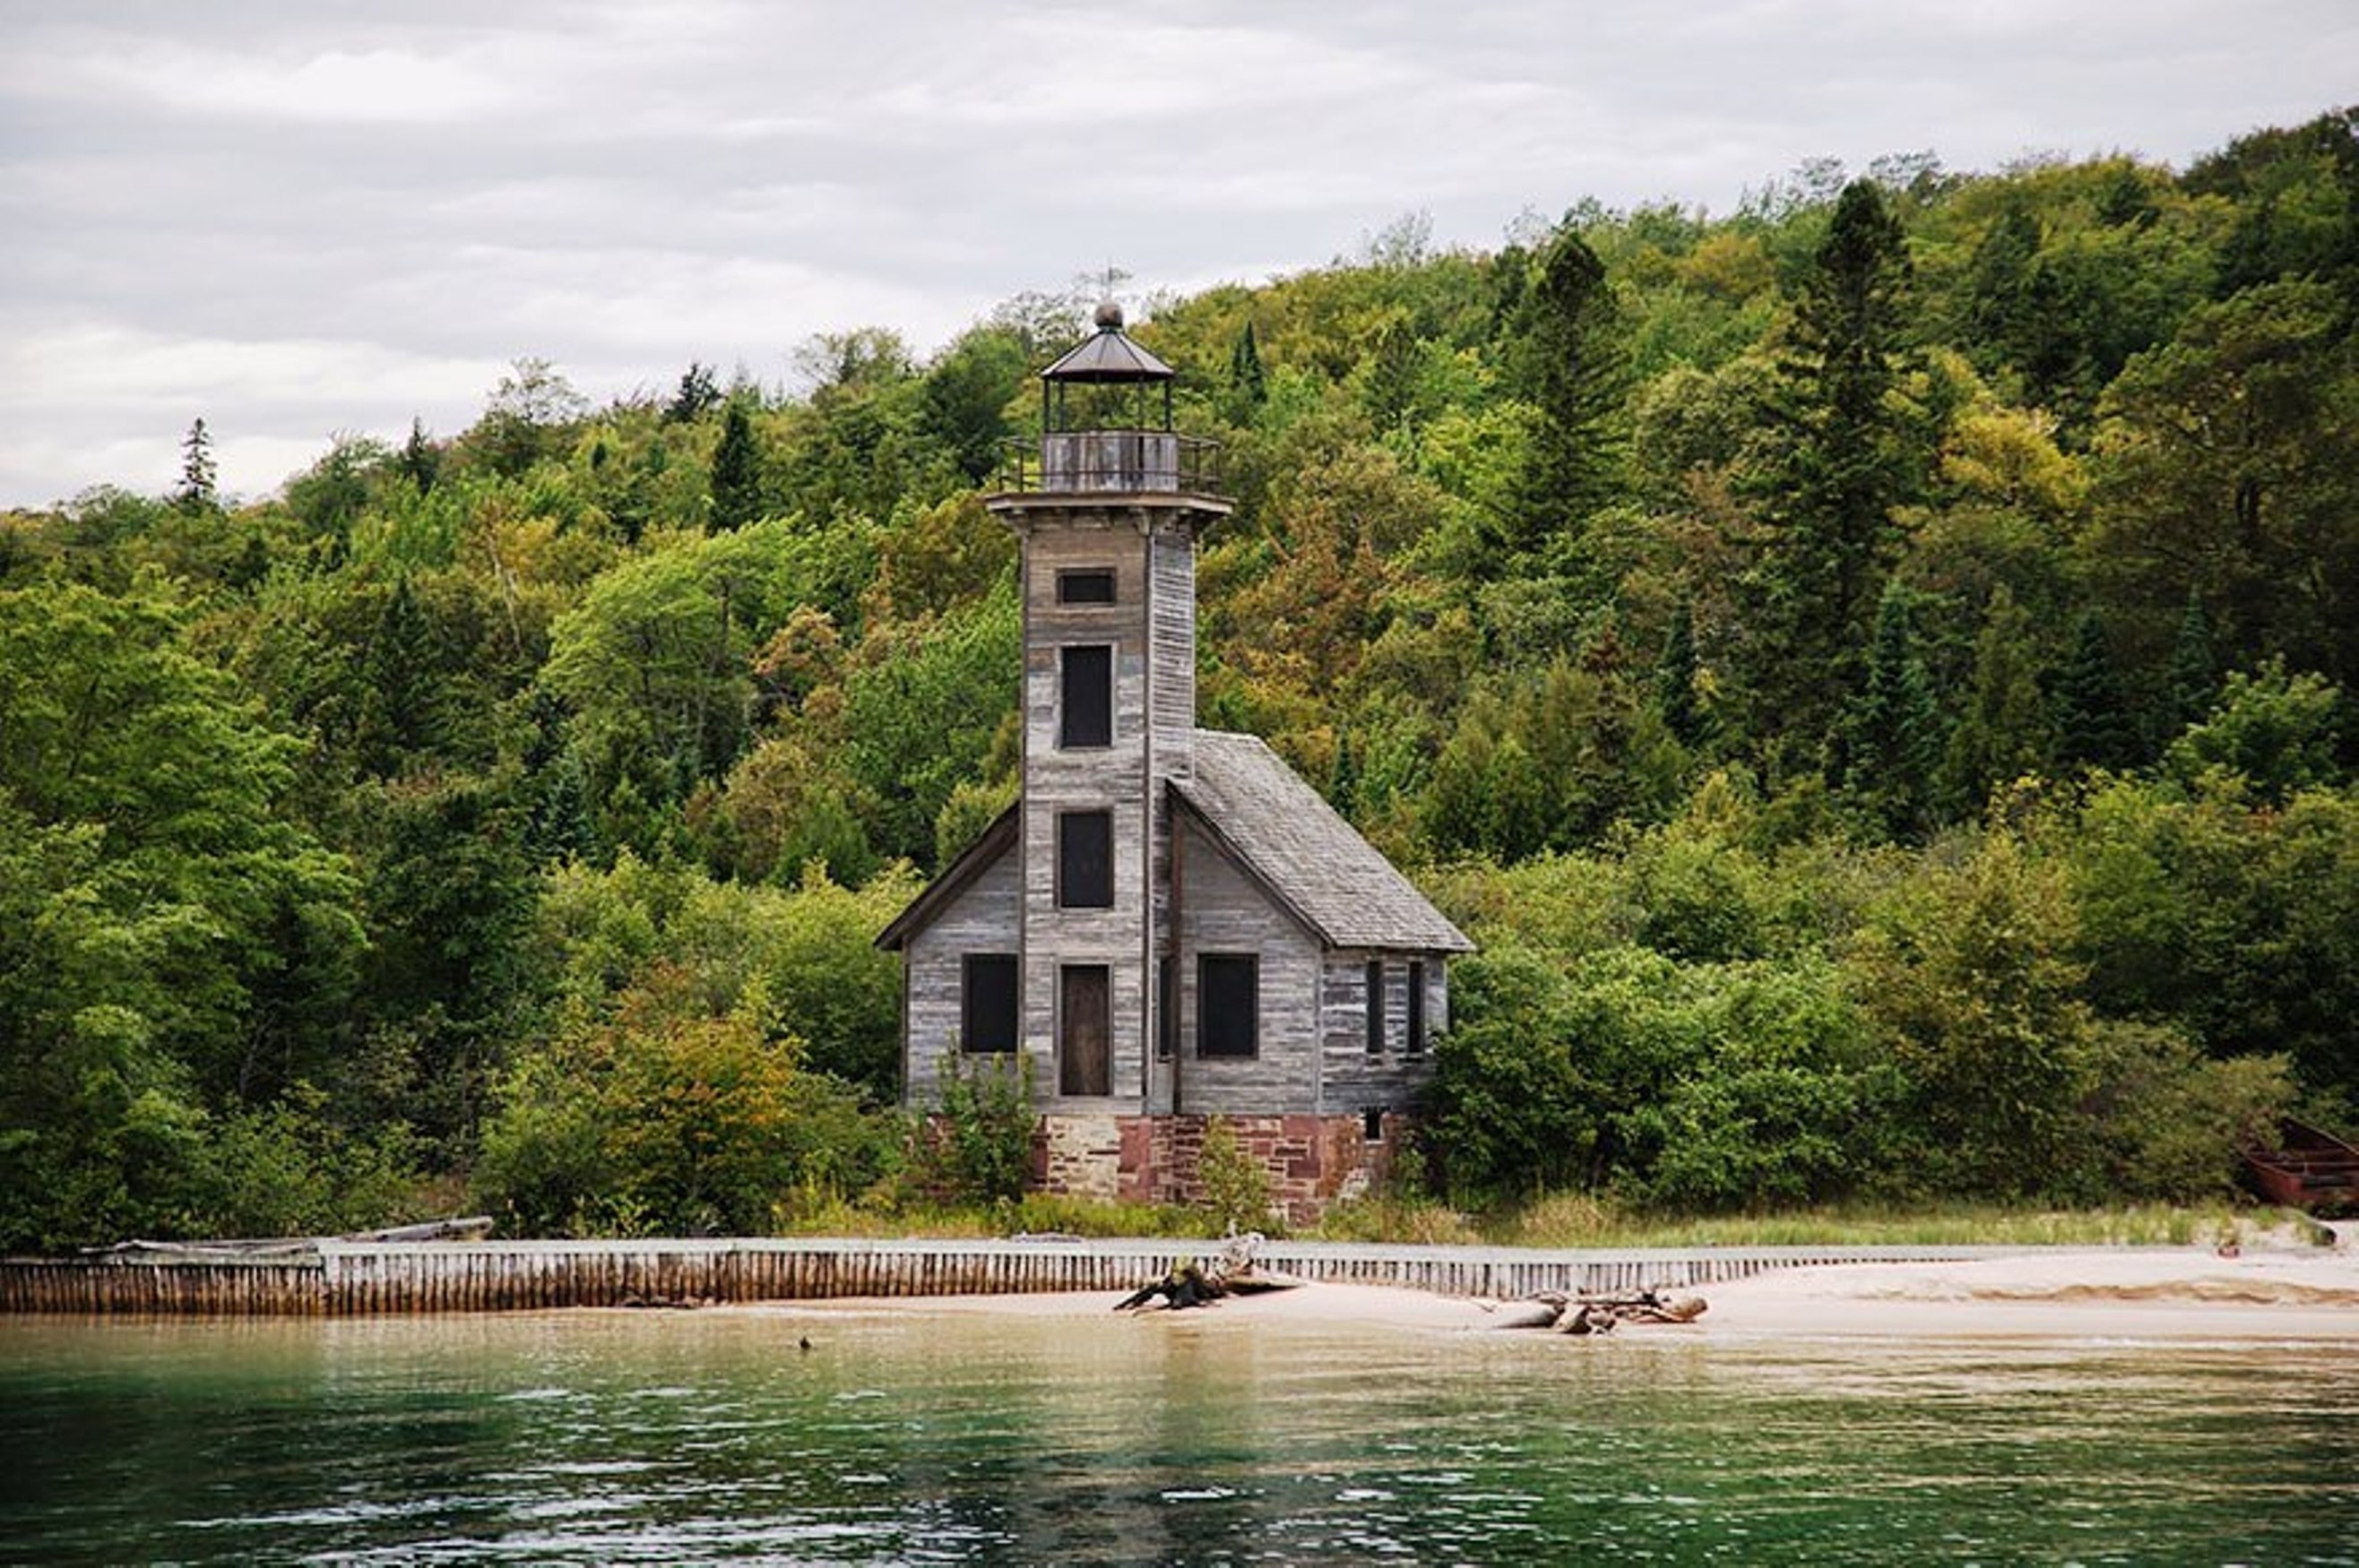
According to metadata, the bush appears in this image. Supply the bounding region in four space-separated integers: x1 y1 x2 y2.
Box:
927 1050 1035 1207
1198 1116 1278 1234
474 966 894 1236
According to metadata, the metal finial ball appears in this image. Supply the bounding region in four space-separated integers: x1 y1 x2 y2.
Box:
1094 299 1125 331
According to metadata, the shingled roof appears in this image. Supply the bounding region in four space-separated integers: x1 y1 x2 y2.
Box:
1175 729 1473 953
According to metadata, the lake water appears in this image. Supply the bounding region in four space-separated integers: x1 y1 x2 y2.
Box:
3 1306 2355 1564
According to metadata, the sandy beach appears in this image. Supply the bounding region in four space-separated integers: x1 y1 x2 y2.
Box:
772 1241 2359 1341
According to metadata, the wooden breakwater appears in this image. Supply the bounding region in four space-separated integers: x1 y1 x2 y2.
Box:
0 1237 2036 1316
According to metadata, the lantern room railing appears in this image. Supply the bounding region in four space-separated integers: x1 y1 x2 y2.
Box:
998 431 1223 496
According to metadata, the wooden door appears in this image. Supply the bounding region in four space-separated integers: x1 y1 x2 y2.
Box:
1059 964 1110 1097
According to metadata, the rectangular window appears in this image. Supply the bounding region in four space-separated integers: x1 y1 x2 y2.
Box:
1407 960 1428 1056
1157 955 1176 1059
1198 952 1258 1059
1058 568 1116 605
1365 960 1386 1055
1060 643 1112 748
1057 810 1113 909
961 953 1018 1054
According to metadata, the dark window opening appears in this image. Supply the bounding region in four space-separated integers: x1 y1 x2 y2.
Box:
1362 1107 1385 1142
1407 960 1428 1056
962 953 1018 1054
1156 955 1175 1059
1060 643 1112 748
1057 810 1113 909
1060 964 1111 1097
1198 952 1258 1059
1365 959 1386 1055
1058 569 1116 605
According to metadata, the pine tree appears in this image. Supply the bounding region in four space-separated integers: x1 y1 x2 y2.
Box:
1942 584 2051 813
1228 320 1266 411
401 417 439 495
709 399 764 531
2051 609 2140 772
1653 599 1708 748
667 361 722 424
1742 179 1923 742
176 418 218 513
1507 225 1629 564
2164 590 2217 739
358 573 444 774
1836 581 1944 839
527 751 599 865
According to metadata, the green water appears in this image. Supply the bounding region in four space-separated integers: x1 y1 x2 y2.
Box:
2 1308 2354 1564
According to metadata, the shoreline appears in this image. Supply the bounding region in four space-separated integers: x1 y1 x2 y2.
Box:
757 1243 2359 1342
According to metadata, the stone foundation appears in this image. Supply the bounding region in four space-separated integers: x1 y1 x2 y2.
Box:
1025 1112 1412 1226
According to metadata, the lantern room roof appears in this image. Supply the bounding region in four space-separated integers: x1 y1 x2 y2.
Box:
1039 304 1174 383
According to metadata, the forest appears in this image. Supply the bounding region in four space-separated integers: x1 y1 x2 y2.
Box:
3 109 2355 1250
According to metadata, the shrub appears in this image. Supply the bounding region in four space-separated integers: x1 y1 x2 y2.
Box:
929 1050 1035 1207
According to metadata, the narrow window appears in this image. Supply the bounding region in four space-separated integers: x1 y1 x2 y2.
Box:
1157 955 1175 1059
962 953 1018 1054
1058 568 1116 605
1362 1107 1385 1142
1198 952 1258 1059
1057 810 1113 909
1060 643 1112 748
1407 960 1428 1056
1364 959 1386 1055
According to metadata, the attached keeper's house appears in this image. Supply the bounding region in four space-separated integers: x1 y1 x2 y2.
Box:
876 306 1472 1220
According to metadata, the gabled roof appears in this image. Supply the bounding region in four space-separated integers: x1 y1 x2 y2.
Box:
1175 729 1474 953
873 804 1017 951
870 735 1474 956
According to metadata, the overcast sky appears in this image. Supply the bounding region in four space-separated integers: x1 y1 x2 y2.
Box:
2 1 2350 509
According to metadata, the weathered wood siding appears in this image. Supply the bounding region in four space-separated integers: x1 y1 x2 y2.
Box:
904 841 1027 1106
1019 513 1153 1109
1316 951 1442 1114
1172 813 1323 1114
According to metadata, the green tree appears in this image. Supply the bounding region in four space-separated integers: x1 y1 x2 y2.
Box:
2051 609 2139 772
1741 178 1924 740
1943 583 2051 813
1835 581 1944 839
177 418 218 513
1505 225 1630 565
709 398 765 531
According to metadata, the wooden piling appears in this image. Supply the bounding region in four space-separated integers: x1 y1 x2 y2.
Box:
0 1239 2032 1317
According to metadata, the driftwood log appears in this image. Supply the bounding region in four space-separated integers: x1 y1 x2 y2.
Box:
1485 1288 1708 1334
1115 1233 1302 1312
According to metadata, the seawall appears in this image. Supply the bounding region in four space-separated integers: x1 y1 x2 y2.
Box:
0 1237 2038 1315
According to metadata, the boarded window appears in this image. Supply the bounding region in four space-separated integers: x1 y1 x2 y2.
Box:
1060 964 1110 1096
1060 644 1112 748
1058 568 1116 605
1057 810 1113 909
962 953 1018 1054
1198 952 1258 1059
1365 960 1386 1055
1407 960 1428 1055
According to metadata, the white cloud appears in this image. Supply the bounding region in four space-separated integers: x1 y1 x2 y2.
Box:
1 0 2352 507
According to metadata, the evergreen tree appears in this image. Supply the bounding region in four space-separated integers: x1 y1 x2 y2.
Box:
666 361 722 424
401 417 438 495
2164 590 2218 738
1229 319 1266 410
177 418 218 513
1836 580 1944 838
357 573 445 776
1507 226 1629 564
709 399 764 531
527 751 600 866
2052 609 2140 771
1653 599 1708 748
1962 204 2042 378
1741 179 1923 741
1942 584 2051 813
